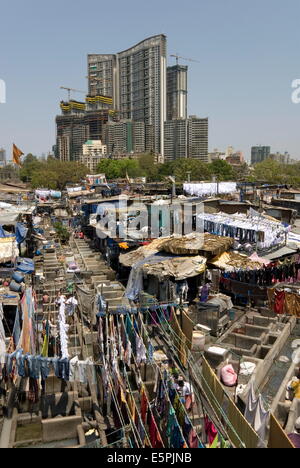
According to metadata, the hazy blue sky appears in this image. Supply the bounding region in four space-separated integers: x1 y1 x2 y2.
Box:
0 0 300 161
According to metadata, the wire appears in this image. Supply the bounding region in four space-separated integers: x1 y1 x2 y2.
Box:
144 305 269 448
128 313 203 447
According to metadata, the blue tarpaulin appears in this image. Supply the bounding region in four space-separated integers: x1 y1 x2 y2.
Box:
0 226 14 238
16 257 35 274
16 223 28 244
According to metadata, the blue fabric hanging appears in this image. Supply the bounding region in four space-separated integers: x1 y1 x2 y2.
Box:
12 307 21 347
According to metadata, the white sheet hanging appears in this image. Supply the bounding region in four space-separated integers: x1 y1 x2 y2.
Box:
58 297 69 359
0 304 6 356
183 182 237 197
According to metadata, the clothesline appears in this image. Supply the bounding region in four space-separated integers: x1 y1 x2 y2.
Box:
144 305 268 448
197 212 289 250
143 307 240 446
135 313 203 448
183 182 237 197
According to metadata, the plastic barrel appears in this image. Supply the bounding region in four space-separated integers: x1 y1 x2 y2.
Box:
229 310 235 321
9 280 23 293
192 331 206 351
12 272 25 284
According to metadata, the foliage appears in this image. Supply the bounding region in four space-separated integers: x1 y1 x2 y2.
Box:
97 158 140 179
251 159 294 184
138 154 158 181
53 222 70 243
20 154 88 190
20 154 41 182
208 159 235 181
97 155 236 182
233 163 250 181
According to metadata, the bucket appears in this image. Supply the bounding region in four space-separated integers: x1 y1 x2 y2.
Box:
12 272 25 284
229 310 235 321
192 331 206 351
9 280 23 293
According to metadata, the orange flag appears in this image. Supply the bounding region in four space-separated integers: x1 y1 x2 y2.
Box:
12 144 24 166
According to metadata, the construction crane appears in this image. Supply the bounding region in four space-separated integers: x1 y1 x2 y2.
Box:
60 86 86 100
170 54 200 65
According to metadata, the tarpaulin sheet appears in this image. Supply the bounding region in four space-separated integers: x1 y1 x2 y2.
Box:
125 253 206 300
16 258 35 274
16 223 28 244
0 226 14 238
210 251 263 271
0 213 19 225
0 237 18 263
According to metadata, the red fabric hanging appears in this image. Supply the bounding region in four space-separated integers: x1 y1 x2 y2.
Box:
204 415 218 445
274 290 285 314
149 415 164 448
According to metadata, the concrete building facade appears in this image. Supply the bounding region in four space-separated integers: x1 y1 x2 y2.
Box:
251 146 271 165
88 35 167 157
164 119 188 161
269 152 292 165
56 114 89 162
164 116 208 162
103 120 146 156
56 99 118 161
166 65 188 121
226 151 244 166
80 140 107 172
188 116 209 161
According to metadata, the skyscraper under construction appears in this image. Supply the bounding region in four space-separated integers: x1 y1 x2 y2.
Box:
88 34 167 157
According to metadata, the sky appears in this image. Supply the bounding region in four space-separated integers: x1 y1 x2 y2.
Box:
0 0 300 162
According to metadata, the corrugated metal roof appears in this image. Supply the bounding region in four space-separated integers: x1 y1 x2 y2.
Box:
264 246 298 260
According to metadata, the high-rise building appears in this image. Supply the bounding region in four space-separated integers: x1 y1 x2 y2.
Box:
55 98 118 161
87 54 118 106
164 116 208 162
56 112 89 162
0 148 6 167
269 152 291 164
164 119 188 160
188 116 209 161
103 120 146 156
251 146 271 165
166 65 188 121
88 34 167 157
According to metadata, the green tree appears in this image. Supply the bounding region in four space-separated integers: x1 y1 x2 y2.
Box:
233 162 250 181
97 159 124 179
97 159 141 179
54 222 70 243
20 154 41 183
28 160 88 190
167 158 211 182
31 170 60 190
252 159 283 183
208 159 235 181
137 153 159 180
